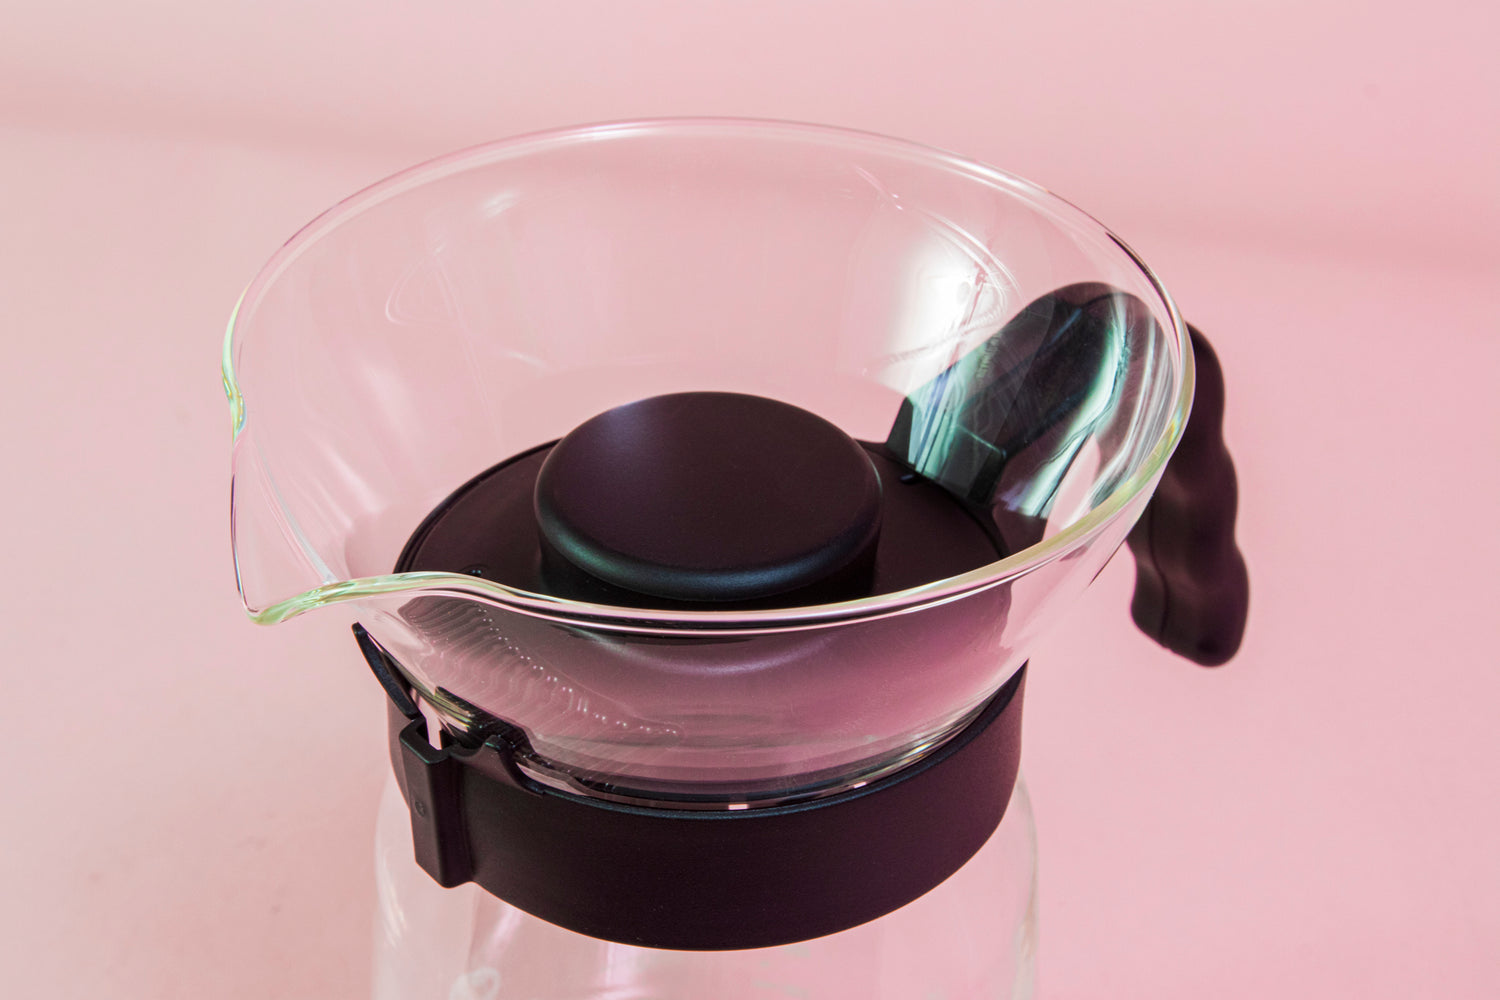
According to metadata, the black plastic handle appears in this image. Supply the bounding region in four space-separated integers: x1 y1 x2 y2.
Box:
1126 326 1248 665
885 286 1248 666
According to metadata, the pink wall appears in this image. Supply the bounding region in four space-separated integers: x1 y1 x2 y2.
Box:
4 1 1495 262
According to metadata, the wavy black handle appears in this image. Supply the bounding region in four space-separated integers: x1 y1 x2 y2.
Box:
886 287 1248 666
1126 326 1248 665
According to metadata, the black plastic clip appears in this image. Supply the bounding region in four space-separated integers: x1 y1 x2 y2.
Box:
394 717 473 887
354 623 542 889
352 623 471 885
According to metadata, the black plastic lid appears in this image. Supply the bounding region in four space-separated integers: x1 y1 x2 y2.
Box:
396 398 1004 608
534 392 884 603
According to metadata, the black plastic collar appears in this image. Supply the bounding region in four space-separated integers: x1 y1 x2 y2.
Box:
357 624 1025 951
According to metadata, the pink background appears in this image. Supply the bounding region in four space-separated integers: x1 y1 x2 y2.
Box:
2 2 1496 997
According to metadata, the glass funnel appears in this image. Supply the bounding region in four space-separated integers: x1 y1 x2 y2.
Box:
224 119 1191 805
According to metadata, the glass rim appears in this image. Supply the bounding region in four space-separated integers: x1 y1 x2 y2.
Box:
224 116 1194 634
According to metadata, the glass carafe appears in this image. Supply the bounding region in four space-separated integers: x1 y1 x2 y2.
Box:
224 119 1246 1000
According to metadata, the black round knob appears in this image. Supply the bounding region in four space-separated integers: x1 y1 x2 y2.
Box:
534 392 883 603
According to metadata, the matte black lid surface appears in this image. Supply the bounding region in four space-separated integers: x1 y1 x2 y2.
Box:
534 392 884 603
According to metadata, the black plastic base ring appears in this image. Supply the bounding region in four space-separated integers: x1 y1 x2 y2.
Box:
364 627 1026 951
